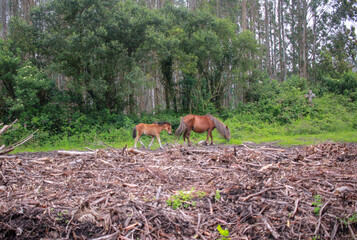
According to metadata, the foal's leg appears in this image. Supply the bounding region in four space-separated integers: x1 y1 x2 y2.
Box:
139 138 146 148
156 134 164 149
135 133 145 149
148 137 155 149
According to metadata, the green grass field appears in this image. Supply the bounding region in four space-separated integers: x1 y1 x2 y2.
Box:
12 124 357 153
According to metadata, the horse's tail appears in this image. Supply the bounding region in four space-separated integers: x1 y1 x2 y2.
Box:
174 117 186 137
207 114 231 140
132 126 137 138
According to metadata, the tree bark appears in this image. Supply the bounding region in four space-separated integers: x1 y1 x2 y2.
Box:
242 0 247 31
265 0 272 77
1 0 7 39
312 1 317 82
278 0 287 82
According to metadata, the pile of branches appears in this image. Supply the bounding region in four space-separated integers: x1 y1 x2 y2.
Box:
0 142 356 239
0 119 37 155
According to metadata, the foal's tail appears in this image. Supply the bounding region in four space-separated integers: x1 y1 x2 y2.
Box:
174 117 186 137
132 126 137 138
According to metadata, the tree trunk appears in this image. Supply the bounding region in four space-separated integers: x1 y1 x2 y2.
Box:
251 0 256 34
312 1 317 82
298 0 307 79
242 0 247 31
278 0 286 82
1 0 7 39
265 0 272 77
161 56 177 112
272 0 277 79
302 0 307 79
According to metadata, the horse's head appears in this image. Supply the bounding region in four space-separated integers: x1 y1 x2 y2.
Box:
160 122 172 135
166 123 172 135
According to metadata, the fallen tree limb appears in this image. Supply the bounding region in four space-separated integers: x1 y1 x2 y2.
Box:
58 150 96 156
0 122 38 155
0 119 18 136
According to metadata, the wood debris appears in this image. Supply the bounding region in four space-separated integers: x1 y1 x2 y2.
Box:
0 142 356 239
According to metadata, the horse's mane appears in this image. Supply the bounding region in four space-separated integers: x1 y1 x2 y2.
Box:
205 114 230 140
156 122 171 126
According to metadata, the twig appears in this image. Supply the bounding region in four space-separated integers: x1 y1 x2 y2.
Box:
91 231 120 240
260 214 280 239
122 144 127 155
85 147 95 152
0 119 18 136
314 200 330 235
348 223 357 240
292 198 300 218
195 213 201 237
98 140 115 149
330 221 338 240
208 198 213 215
242 186 285 202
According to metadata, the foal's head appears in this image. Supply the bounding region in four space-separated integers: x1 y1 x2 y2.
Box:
158 122 172 135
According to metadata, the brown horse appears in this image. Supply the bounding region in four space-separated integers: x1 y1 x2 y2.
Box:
174 114 230 146
132 122 172 149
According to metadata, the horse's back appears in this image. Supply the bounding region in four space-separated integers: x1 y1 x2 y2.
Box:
135 123 160 136
184 114 214 133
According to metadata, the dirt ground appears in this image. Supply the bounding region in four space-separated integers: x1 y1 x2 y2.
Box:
0 141 356 239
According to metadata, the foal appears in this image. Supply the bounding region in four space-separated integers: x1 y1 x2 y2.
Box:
132 122 172 149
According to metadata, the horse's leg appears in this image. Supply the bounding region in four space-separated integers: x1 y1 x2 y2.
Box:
139 138 146 148
156 135 163 149
209 129 214 145
186 130 192 146
148 137 155 149
134 131 140 148
134 136 138 149
136 131 146 148
135 134 145 149
183 130 187 146
205 130 211 145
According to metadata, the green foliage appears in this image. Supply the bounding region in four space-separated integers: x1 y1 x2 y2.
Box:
166 187 206 210
215 190 221 202
216 225 230 240
1 0 356 153
320 71 357 98
0 40 21 121
312 195 323 215
9 64 54 117
340 213 357 225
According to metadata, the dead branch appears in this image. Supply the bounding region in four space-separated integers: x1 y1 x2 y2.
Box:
0 121 38 155
260 214 281 239
241 186 285 202
57 150 96 156
0 142 356 239
0 119 18 137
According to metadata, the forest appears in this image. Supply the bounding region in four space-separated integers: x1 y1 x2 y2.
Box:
0 0 356 149
1 1 357 239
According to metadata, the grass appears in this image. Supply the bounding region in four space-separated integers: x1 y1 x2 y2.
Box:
8 101 357 153
12 126 357 153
